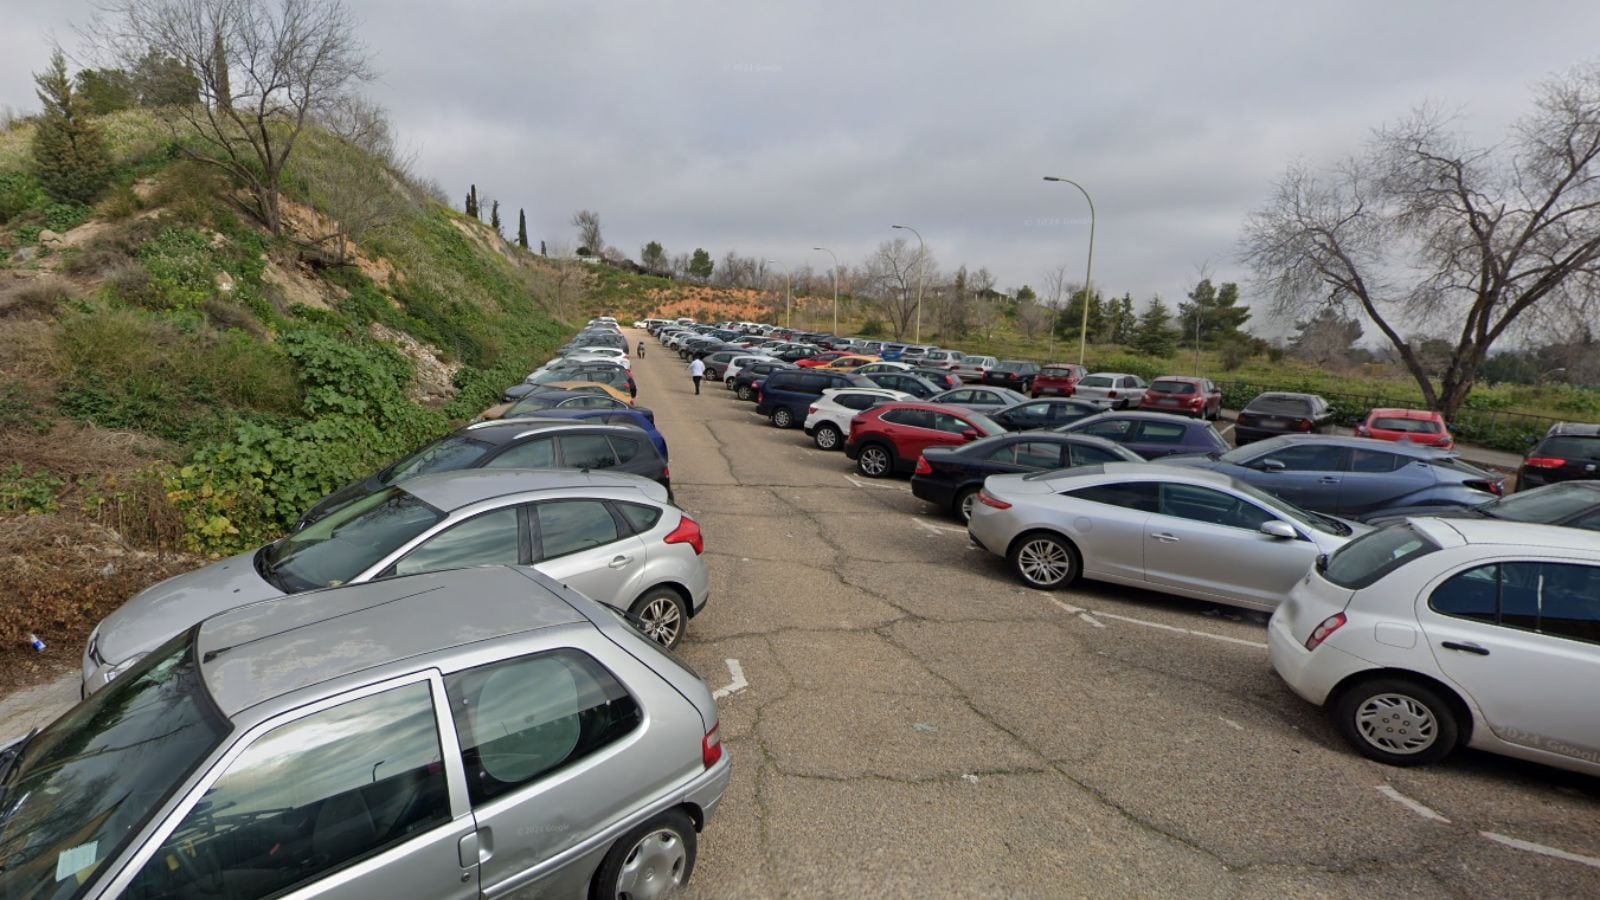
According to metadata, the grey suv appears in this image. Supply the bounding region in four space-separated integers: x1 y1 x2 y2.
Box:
3 566 730 898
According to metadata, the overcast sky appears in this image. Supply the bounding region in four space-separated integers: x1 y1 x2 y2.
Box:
6 1 1600 330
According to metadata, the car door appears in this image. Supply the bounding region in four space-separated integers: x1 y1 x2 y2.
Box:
530 498 650 604
1338 447 1427 515
1236 442 1346 510
1419 560 1600 761
1141 482 1314 609
120 677 478 900
441 638 706 898
1057 481 1158 581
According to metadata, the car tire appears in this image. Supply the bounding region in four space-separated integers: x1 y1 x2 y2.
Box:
1331 677 1461 767
629 587 688 650
954 486 980 523
856 443 893 478
814 423 843 451
725 377 735 389
1007 531 1080 589
771 407 795 429
737 385 754 401
589 808 697 900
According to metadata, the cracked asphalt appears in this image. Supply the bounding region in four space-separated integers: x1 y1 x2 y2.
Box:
632 331 1600 899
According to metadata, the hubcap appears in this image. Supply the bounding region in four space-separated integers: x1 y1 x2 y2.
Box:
817 427 838 449
775 410 792 427
860 448 888 476
1017 538 1071 586
1355 693 1438 754
635 596 682 646
614 829 687 900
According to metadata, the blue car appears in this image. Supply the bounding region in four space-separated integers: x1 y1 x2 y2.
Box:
1157 434 1505 517
514 407 668 460
1056 411 1229 460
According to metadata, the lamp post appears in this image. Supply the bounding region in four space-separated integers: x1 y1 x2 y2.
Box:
764 258 791 329
890 224 925 343
1042 177 1096 366
813 246 840 336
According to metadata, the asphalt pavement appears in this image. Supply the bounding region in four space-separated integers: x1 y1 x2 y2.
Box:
635 331 1600 898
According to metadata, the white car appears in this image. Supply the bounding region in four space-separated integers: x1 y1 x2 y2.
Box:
1269 517 1600 774
566 347 631 369
804 387 913 450
1073 372 1148 409
723 353 776 387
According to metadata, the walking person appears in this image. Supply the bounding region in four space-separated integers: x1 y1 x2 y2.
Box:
689 354 706 395
637 340 645 358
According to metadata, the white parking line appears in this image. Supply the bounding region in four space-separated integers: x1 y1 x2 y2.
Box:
915 519 967 535
712 659 748 699
1086 610 1269 649
1218 716 1245 731
1481 832 1600 869
1376 785 1451 823
1046 597 1106 628
843 474 899 490
1218 423 1236 437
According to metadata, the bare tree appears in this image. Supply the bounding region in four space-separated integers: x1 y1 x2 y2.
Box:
1016 298 1053 338
94 0 374 236
570 209 603 255
863 238 935 339
297 97 417 263
1243 66 1600 418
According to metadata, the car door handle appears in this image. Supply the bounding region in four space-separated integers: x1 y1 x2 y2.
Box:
1317 477 1340 484
1441 641 1490 656
1151 532 1180 543
607 555 632 569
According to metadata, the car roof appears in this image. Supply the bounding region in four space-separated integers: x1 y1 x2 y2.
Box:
1249 433 1454 458
1547 422 1600 437
1074 410 1201 424
1086 462 1242 488
397 465 655 510
197 567 586 716
1408 516 1600 553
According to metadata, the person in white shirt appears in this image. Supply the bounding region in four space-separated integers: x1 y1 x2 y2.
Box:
689 356 706 394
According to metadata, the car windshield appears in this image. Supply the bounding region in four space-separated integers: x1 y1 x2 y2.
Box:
1371 416 1440 434
258 488 443 592
1150 380 1197 395
1482 484 1600 523
0 631 226 898
1248 396 1313 415
1322 523 1438 589
1538 435 1600 460
382 435 494 484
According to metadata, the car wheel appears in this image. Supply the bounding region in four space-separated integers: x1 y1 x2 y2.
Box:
737 385 753 401
725 377 735 389
629 587 688 650
1008 531 1079 589
1331 677 1460 766
814 423 842 451
856 444 893 478
589 808 697 900
954 486 980 523
771 407 795 429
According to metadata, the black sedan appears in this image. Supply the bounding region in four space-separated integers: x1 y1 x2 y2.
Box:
1362 480 1600 530
1234 392 1334 444
990 398 1099 432
911 432 1141 521
981 360 1041 392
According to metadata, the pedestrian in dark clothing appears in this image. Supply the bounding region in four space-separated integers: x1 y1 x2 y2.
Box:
637 341 645 358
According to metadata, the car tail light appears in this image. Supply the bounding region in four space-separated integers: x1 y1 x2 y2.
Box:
1188 396 1204 407
1297 418 1314 432
977 489 1011 510
1466 478 1504 496
1525 457 1567 469
702 722 723 768
663 464 670 479
1107 390 1119 399
808 406 818 416
914 455 932 475
665 515 704 554
1305 612 1346 650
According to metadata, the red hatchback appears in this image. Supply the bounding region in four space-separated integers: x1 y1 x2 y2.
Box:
1031 364 1087 397
1355 407 1455 449
1138 376 1221 419
844 402 1004 478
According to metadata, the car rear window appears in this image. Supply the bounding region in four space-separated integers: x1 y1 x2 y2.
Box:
1536 436 1600 460
1322 524 1439 590
1370 416 1440 433
1248 396 1314 416
1079 376 1113 388
1149 380 1197 395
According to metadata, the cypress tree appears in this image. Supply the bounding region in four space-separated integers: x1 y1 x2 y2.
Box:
490 200 502 236
30 49 111 204
466 184 478 218
517 208 529 248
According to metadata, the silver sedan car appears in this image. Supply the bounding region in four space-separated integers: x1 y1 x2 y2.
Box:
84 469 708 694
968 464 1366 610
1 566 730 899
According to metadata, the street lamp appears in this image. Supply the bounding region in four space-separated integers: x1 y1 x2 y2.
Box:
813 246 840 336
1042 176 1096 366
764 258 791 329
890 224 925 343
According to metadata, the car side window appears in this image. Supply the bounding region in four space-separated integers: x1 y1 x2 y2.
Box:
444 651 641 806
1070 443 1126 466
1431 562 1600 644
1253 444 1344 472
1538 563 1600 643
128 682 448 898
1068 481 1159 512
1135 421 1188 444
1571 510 1600 532
609 436 641 463
560 434 620 469
1349 449 1403 473
835 393 871 411
1157 484 1277 530
535 500 622 559
1014 442 1064 469
984 443 1018 463
1079 418 1134 439
1429 564 1500 623
882 408 934 429
933 413 973 434
392 507 522 577
486 438 556 469
615 502 663 534
942 389 972 403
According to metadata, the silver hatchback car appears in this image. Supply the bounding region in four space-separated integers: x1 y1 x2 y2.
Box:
0 566 730 899
84 469 708 694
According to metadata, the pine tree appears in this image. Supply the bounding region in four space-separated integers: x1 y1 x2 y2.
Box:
689 248 714 281
516 209 529 248
1132 296 1178 357
466 184 478 219
1177 278 1252 348
540 240 547 257
30 49 111 204
490 200 502 236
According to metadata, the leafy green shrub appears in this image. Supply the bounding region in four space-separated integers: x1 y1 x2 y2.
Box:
0 171 44 223
0 380 52 433
137 226 216 310
1091 352 1169 382
0 464 63 515
859 318 884 336
43 202 91 233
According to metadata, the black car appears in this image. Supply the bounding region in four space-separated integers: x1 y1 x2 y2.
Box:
298 421 671 527
1362 480 1600 529
911 367 962 391
910 432 1141 521
981 360 1041 392
1234 392 1334 444
1519 422 1600 490
522 362 636 398
863 371 942 399
990 398 1099 432
755 369 874 428
732 360 796 400
775 346 822 363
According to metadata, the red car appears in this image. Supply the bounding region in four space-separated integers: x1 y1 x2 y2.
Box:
844 402 1003 478
797 351 851 368
1355 407 1455 449
1031 364 1087 397
1137 376 1221 419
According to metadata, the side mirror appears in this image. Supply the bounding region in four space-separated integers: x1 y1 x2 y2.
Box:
1259 458 1286 472
961 429 980 442
1260 520 1298 540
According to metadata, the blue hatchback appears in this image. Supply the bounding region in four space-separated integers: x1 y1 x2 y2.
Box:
1057 411 1228 460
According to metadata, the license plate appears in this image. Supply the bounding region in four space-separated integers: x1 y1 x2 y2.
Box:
1261 418 1286 429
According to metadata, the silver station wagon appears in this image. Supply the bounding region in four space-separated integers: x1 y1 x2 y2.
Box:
0 566 730 899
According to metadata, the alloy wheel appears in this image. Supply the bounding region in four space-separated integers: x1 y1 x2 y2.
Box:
634 595 683 647
815 425 840 450
1016 537 1072 587
858 446 890 477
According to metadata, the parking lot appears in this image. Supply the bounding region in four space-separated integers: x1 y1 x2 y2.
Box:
632 331 1600 898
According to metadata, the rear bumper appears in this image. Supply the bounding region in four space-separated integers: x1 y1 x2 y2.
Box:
1266 611 1371 706
910 476 958 509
